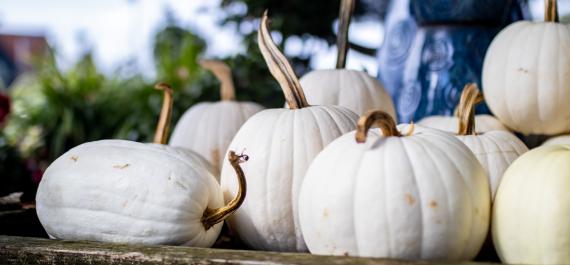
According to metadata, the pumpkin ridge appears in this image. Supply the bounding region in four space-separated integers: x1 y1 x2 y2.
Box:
290 108 303 250
423 136 474 258
398 137 425 257
418 132 476 257
349 138 368 255
418 134 469 257
432 134 485 258
265 111 292 250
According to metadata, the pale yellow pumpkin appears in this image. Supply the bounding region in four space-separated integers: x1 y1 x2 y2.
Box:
493 144 570 264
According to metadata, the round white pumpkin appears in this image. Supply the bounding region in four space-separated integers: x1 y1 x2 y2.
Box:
299 111 490 259
542 135 570 146
170 60 263 173
300 69 396 118
482 1 570 135
493 144 570 264
297 0 395 118
219 12 358 252
436 84 528 199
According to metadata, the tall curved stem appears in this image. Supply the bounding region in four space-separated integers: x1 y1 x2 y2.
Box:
336 0 355 69
153 83 173 144
258 10 309 109
200 60 236 101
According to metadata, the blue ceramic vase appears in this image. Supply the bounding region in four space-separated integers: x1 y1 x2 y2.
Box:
377 0 529 123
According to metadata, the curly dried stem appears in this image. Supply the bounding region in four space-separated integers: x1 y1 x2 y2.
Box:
336 0 355 69
153 83 173 145
201 151 248 230
456 83 484 136
356 110 401 143
545 0 559 22
200 60 236 101
258 10 309 109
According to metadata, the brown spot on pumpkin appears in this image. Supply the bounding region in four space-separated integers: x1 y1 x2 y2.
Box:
429 200 438 209
211 149 220 170
70 156 78 162
474 208 479 214
405 193 416 205
323 208 330 218
113 164 130 169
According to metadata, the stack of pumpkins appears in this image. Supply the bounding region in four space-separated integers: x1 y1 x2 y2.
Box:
35 0 570 264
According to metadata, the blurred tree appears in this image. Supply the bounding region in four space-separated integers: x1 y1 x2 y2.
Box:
220 0 389 57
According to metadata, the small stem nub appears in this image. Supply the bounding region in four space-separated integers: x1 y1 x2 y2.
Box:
153 83 173 145
356 110 401 143
201 151 248 230
336 0 355 69
545 0 559 22
456 83 484 136
200 60 236 101
258 10 309 109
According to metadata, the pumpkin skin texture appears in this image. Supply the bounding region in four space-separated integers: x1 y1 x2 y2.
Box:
298 120 490 259
542 135 570 146
220 106 358 251
456 131 527 199
418 114 507 133
493 145 570 265
482 21 570 135
300 69 396 118
36 140 224 247
170 101 263 174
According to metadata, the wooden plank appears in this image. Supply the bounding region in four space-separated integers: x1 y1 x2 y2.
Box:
0 235 494 265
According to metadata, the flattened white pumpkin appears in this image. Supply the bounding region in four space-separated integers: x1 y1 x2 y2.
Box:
36 140 223 247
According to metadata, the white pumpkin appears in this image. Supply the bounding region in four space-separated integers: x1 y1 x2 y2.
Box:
542 135 570 146
482 0 570 135
493 144 570 264
441 84 528 199
36 84 248 247
219 12 358 252
297 0 396 118
170 60 264 173
299 110 490 259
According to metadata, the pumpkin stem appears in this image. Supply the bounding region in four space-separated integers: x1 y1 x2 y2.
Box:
153 83 173 145
336 0 355 69
356 110 401 143
258 10 309 109
200 60 236 101
456 83 484 136
201 151 248 230
545 0 559 22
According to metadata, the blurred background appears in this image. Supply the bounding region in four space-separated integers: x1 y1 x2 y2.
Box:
0 0 569 204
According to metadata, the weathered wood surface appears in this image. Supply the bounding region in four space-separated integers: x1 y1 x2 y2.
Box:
0 235 495 265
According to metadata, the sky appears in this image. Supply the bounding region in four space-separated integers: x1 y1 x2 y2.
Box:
0 0 565 78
